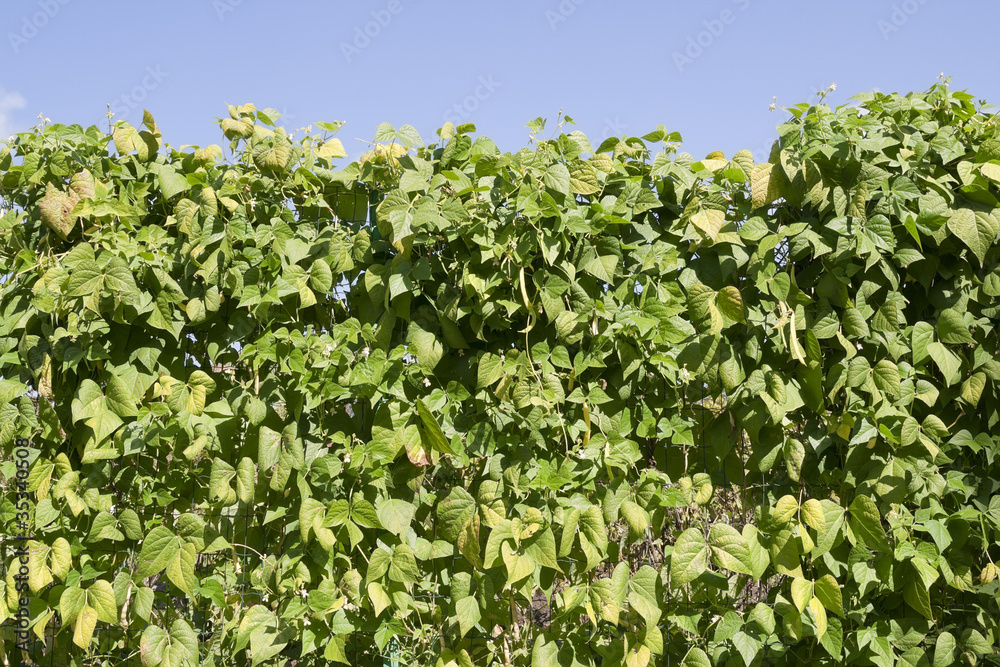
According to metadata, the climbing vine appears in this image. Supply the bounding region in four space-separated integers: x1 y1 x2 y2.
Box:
1 82 1000 666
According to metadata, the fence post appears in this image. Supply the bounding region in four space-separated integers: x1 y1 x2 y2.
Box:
382 637 400 667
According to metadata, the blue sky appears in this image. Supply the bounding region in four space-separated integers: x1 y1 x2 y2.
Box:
1 0 998 162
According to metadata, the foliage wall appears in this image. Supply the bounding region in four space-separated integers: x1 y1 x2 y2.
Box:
1 83 1000 666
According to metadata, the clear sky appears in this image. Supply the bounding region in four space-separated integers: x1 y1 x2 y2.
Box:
2 0 998 163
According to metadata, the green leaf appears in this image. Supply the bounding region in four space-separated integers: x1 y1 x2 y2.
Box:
619 499 650 536
59 586 86 625
901 416 920 447
309 259 334 293
257 425 281 470
872 360 901 397
416 398 456 455
137 526 178 579
848 495 889 552
140 619 199 667
583 254 618 283
134 587 154 623
769 529 803 577
73 606 98 649
523 528 561 572
165 542 197 596
691 209 725 241
104 376 139 421
903 576 933 619
790 577 812 612
926 342 962 386
88 580 118 623
716 286 745 322
732 630 761 666
809 596 828 641
569 159 600 195
814 574 844 618
742 525 770 580
376 498 415 538
820 616 843 659
532 634 559 667
687 284 722 334
150 163 190 199
66 262 103 297
708 523 751 575
236 458 255 503
501 542 535 589
774 495 798 523
454 596 481 638
670 528 709 586
628 565 662 624
0 379 27 404
751 163 782 209
961 371 986 407
846 356 870 388
681 646 712 667
477 353 504 388
409 323 443 371
543 163 570 195
591 562 628 623
937 308 974 345
933 632 957 667
579 505 609 555
389 544 420 584
801 499 825 532
948 207 993 263
437 487 476 542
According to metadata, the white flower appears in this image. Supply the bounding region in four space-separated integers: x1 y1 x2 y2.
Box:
303 618 311 626
423 378 431 387
300 588 308 599
769 103 777 111
828 82 837 91
261 594 269 602
344 453 351 464
361 346 370 358
109 504 117 515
